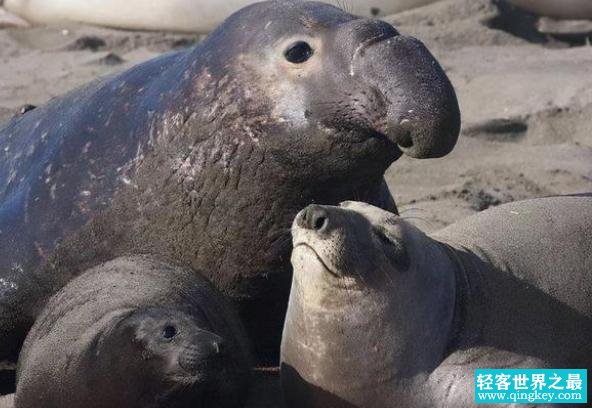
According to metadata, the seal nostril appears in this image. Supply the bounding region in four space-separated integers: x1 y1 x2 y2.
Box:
301 205 329 232
213 341 223 355
313 215 327 231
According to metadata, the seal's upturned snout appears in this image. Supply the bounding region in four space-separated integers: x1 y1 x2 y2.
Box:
297 204 329 233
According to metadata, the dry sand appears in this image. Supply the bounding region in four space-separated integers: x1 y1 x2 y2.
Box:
385 0 592 231
0 0 591 406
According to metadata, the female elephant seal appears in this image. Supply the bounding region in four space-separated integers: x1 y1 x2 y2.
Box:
0 1 460 362
15 256 251 408
281 197 592 408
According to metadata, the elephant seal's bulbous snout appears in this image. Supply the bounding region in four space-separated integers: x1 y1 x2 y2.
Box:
351 31 461 158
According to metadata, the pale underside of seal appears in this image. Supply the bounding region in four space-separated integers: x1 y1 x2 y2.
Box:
507 0 592 20
4 0 444 33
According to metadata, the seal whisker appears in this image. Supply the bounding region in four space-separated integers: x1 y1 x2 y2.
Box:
398 207 429 215
331 0 345 13
338 273 356 310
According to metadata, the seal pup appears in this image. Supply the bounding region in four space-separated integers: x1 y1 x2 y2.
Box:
4 0 443 33
281 197 592 407
0 1 460 362
14 256 251 408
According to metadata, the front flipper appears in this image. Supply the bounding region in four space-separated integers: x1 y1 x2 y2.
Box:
428 348 559 408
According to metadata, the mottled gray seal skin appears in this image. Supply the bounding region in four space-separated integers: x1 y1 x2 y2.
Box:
281 197 592 408
15 256 251 408
0 1 460 361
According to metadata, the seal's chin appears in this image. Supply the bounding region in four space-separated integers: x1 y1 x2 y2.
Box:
292 243 341 278
370 128 406 156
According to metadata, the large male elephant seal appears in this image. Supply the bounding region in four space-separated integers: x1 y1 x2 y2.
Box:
4 0 443 33
281 197 592 408
15 256 251 408
0 1 460 362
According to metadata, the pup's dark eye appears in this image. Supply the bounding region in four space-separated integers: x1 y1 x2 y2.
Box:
163 325 177 339
284 41 314 64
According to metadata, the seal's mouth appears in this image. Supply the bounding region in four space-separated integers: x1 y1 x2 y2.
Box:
380 125 416 154
293 242 341 278
330 128 404 162
331 123 410 160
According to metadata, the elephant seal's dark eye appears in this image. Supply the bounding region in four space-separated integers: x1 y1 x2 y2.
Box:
163 325 177 339
284 41 314 64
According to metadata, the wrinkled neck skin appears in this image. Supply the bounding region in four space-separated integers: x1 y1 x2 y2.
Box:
39 46 395 298
432 241 484 352
146 63 390 285
282 238 457 408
